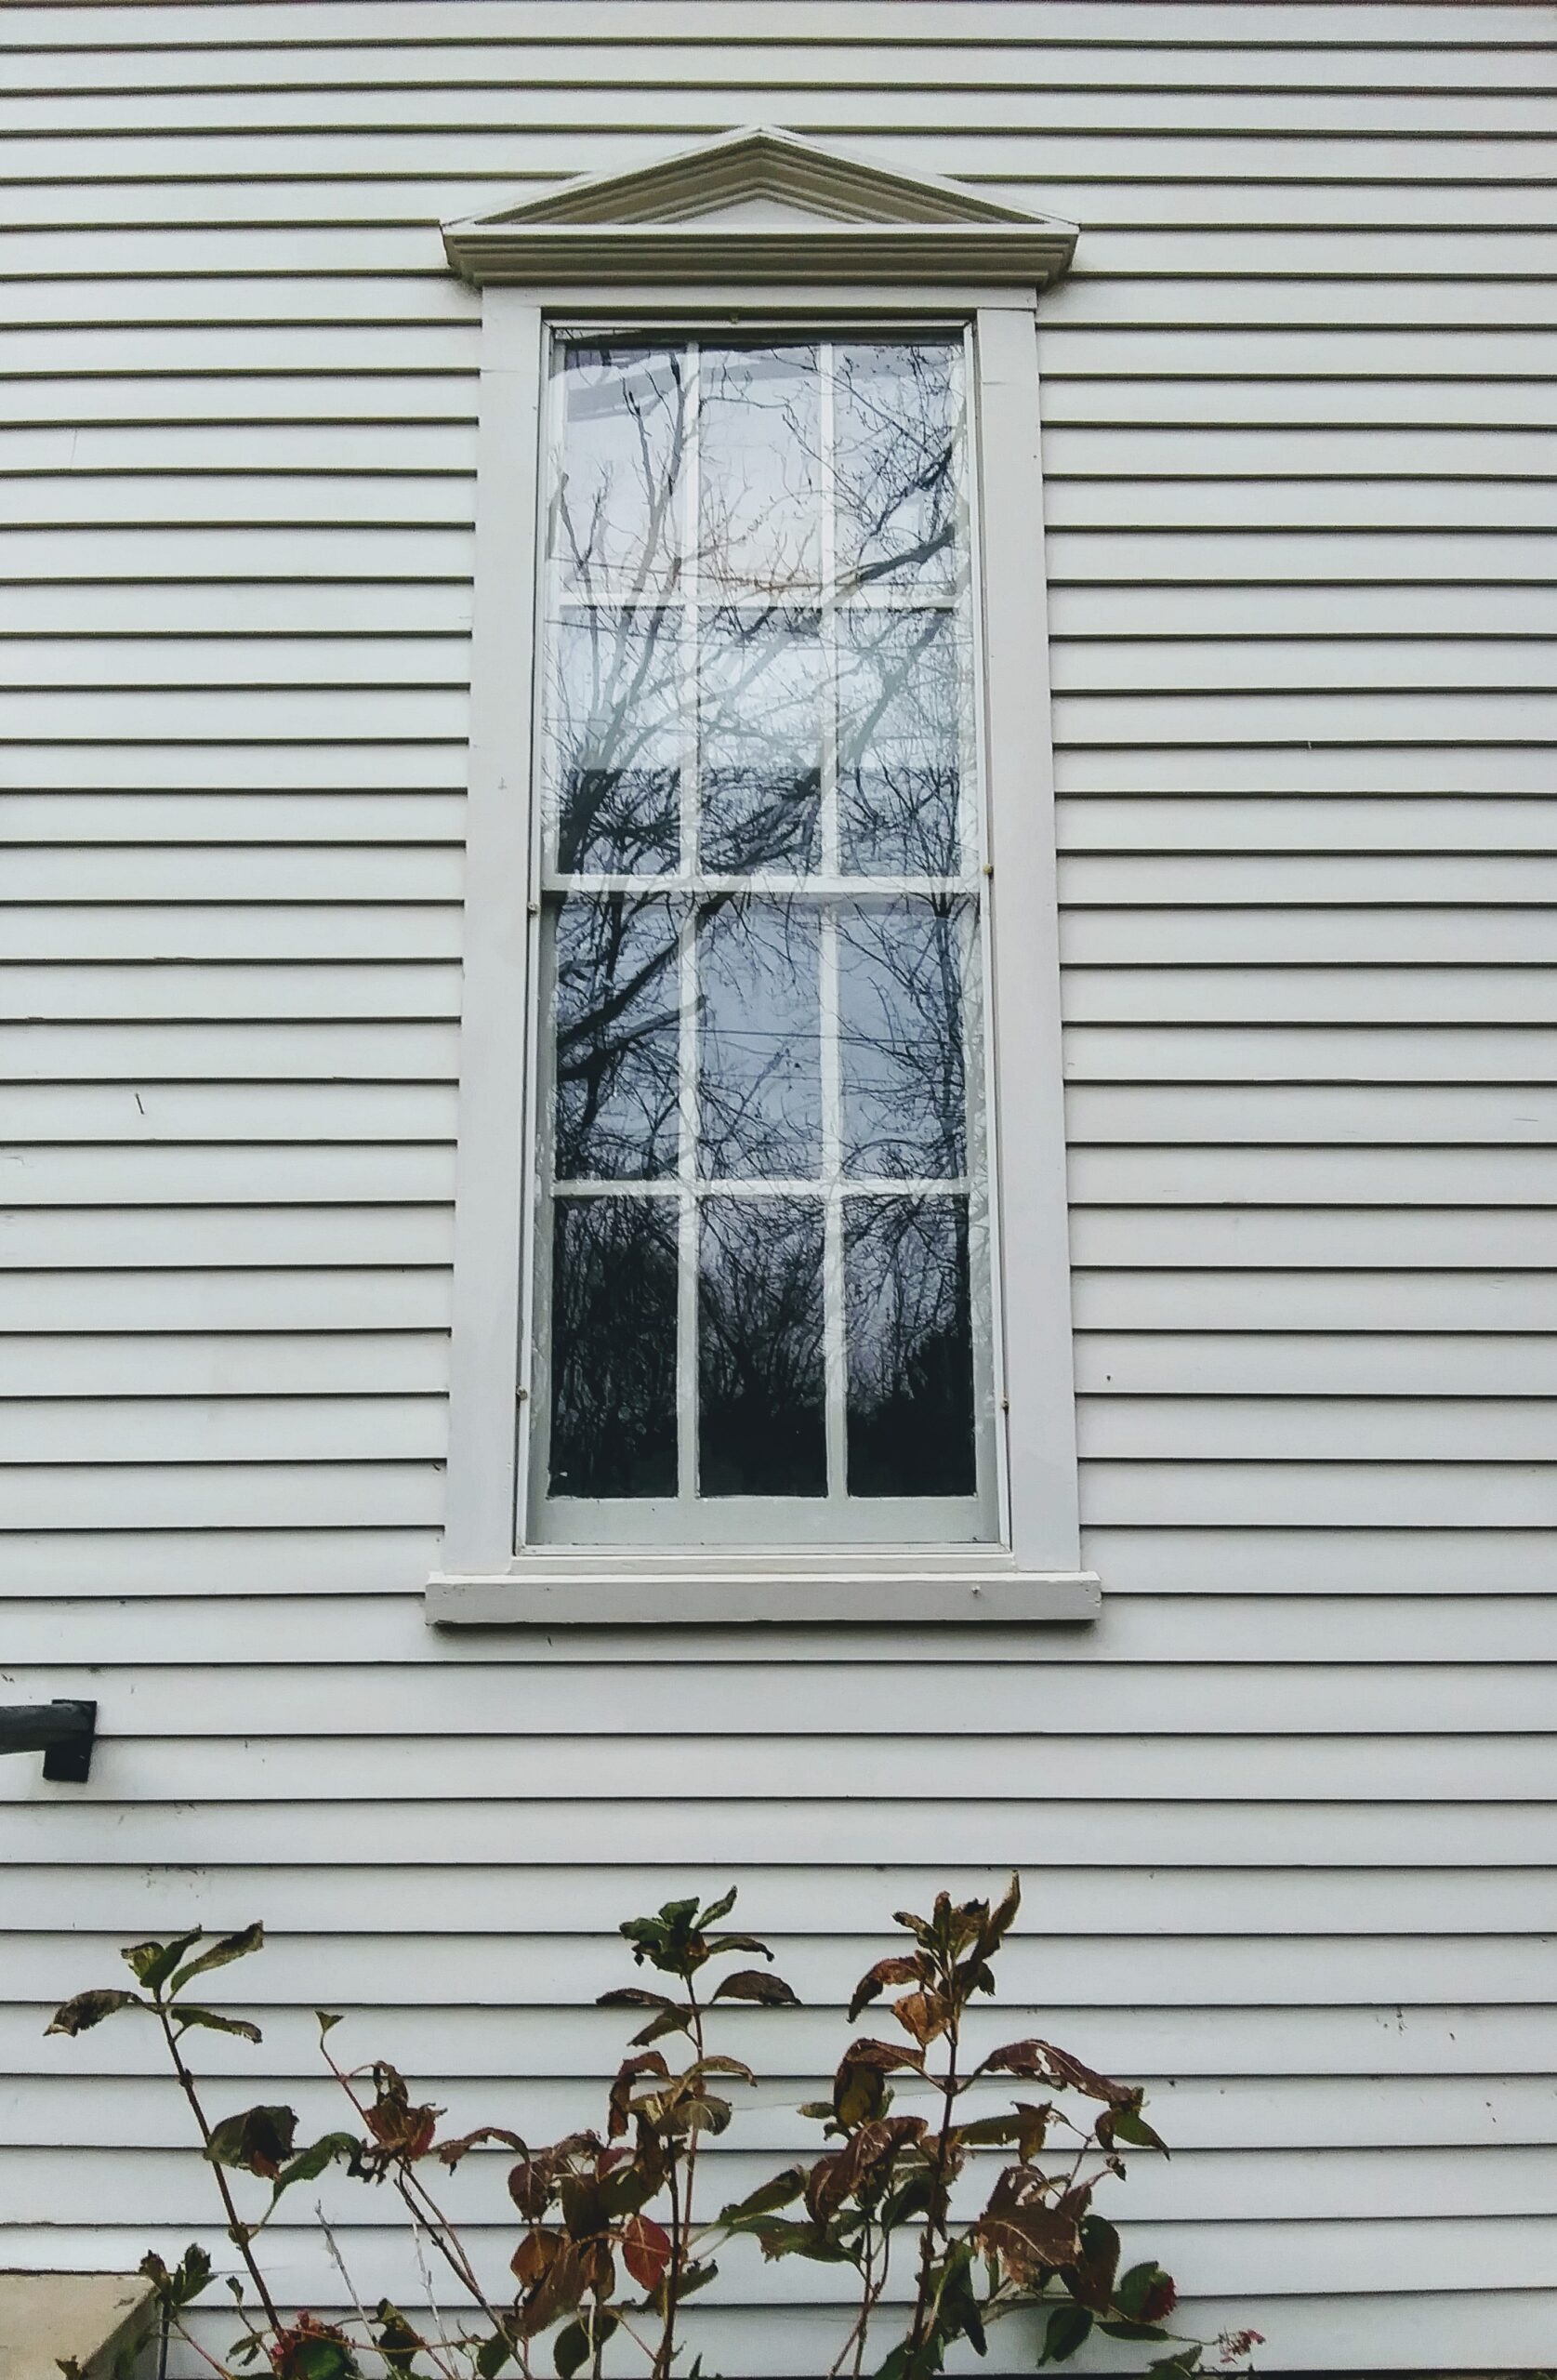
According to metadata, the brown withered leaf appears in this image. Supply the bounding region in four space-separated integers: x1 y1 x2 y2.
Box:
619 2213 671 2292
608 2051 670 2139
891 1990 948 2048
846 1957 921 2025
515 2238 587 2338
364 2065 442 2162
976 2040 1133 2106
710 1969 800 2008
46 1990 146 2037
806 2116 927 2220
510 2228 560 2287
437 2125 527 2171
977 1873 1022 1958
832 2035 925 2129
972 2202 1081 2283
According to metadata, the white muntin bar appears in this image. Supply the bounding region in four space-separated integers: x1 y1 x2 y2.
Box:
816 337 849 1499
676 335 703 1503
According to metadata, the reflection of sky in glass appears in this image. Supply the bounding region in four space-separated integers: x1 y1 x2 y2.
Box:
699 1196 826 1496
838 898 968 1180
554 346 687 595
699 607 822 874
698 347 821 594
553 894 680 1179
554 608 681 874
838 610 963 876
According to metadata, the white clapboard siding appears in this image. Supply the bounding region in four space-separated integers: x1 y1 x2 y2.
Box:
3 7 1555 2369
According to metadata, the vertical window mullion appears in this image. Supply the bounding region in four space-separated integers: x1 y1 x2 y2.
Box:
677 337 702 1511
818 339 848 1506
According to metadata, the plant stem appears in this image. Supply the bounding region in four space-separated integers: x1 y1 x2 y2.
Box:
154 2002 284 2334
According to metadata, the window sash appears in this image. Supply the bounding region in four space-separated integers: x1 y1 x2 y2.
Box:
524 325 1001 1544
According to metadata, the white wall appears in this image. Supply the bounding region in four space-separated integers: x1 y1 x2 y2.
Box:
2 4 1555 2366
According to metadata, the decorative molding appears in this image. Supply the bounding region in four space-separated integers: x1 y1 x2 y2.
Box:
443 126 1077 290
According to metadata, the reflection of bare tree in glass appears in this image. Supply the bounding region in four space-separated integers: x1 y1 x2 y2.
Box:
554 894 681 1178
844 1196 974 1496
835 341 959 589
698 1197 826 1496
699 348 821 596
700 607 822 874
697 896 821 1179
555 346 688 599
839 610 963 877
838 897 968 1180
550 1197 678 1496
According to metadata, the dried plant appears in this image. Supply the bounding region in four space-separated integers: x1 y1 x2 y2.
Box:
47 1881 1260 2380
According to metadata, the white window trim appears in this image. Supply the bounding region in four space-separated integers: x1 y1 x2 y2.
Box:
429 129 1095 1626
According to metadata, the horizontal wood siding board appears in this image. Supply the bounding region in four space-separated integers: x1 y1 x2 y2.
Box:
6 7 1556 2364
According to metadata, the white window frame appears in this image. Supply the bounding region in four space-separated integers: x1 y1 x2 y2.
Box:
429 129 1095 1626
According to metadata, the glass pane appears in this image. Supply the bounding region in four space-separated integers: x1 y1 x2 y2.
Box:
838 610 963 877
698 346 821 594
553 893 680 1180
838 897 969 1180
699 1196 825 1496
698 605 822 874
553 344 687 595
697 897 821 1180
845 1196 975 1497
549 1196 679 1497
835 339 960 591
552 607 681 875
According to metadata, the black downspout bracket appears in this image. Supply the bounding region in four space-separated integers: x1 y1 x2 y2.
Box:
0 1699 99 1781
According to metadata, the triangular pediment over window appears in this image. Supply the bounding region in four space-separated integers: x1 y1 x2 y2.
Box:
442 126 1077 287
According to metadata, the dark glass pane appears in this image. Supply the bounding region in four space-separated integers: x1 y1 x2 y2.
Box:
552 607 680 875
698 346 821 594
834 340 960 591
554 344 686 594
838 897 969 1180
838 610 962 876
698 1197 825 1496
553 893 680 1180
845 1196 975 1497
698 606 822 874
697 898 821 1180
549 1196 679 1497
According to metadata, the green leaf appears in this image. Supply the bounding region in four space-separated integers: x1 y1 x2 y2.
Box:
1145 2356 1201 2380
372 2303 426 2376
271 2131 361 2202
1105 2104 1169 2153
173 2006 263 2043
138 2245 212 2313
123 1931 205 1994
475 2334 512 2380
316 2011 344 2041
553 2316 615 2380
1116 2261 1175 2321
205 2103 298 2180
169 1924 264 1996
696 1885 739 1928
1039 2305 1092 2365
719 2166 806 2227
46 1990 145 2037
1099 2320 1169 2343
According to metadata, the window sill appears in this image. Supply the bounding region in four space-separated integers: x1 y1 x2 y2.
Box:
426 1552 1100 1627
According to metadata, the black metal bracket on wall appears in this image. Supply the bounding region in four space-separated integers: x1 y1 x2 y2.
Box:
0 1699 98 1781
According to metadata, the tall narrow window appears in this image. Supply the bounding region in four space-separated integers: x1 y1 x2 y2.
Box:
529 332 997 1547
